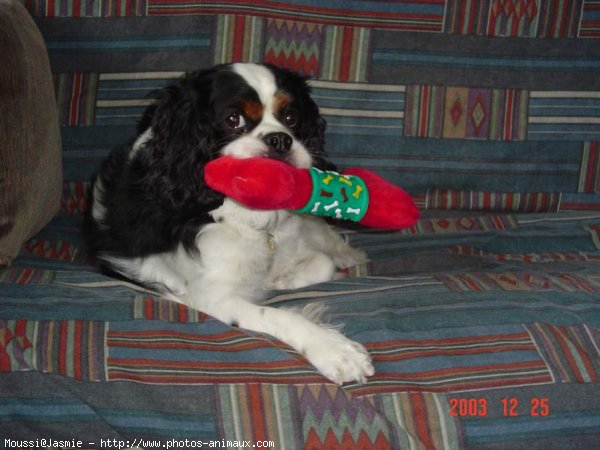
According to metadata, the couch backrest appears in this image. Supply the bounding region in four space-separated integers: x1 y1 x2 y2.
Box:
26 1 600 214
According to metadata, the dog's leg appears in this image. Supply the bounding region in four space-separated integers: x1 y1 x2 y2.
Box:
269 216 368 289
182 277 373 385
176 216 373 384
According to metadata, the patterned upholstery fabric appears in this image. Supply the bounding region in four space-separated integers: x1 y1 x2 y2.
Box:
2 1 600 449
0 0 61 266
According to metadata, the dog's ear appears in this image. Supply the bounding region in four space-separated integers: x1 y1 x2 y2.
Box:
151 78 210 150
305 115 337 172
136 72 224 213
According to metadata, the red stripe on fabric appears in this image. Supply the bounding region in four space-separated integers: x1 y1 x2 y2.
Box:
373 344 536 362
547 325 585 382
108 329 246 340
149 0 444 20
557 1 569 37
107 372 325 384
504 90 514 140
69 73 81 126
144 296 154 319
178 304 189 322
73 0 81 17
249 385 267 442
47 0 54 17
419 86 430 137
107 358 306 369
233 16 245 61
483 192 491 210
562 202 600 210
73 321 82 380
339 27 353 82
14 320 26 337
149 7 442 31
107 341 269 351
586 142 598 192
456 0 467 33
410 393 435 450
558 325 598 382
506 192 514 210
59 322 68 375
487 6 497 35
17 268 32 284
367 332 531 349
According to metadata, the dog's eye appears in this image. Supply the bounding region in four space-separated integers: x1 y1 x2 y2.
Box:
284 110 298 128
227 112 246 129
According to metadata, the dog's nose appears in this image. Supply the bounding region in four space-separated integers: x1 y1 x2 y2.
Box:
263 132 293 154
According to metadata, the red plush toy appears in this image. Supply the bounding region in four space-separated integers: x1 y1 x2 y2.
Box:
204 156 419 230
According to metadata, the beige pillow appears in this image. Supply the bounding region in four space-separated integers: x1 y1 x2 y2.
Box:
0 0 62 267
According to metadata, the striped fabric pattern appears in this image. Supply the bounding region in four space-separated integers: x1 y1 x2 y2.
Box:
528 91 600 140
132 296 207 322
54 73 98 126
355 327 552 395
0 268 55 285
25 0 147 16
320 25 370 82
4 1 600 448
217 384 303 449
579 141 600 193
22 238 91 265
146 0 448 31
437 271 600 293
0 320 107 380
106 321 324 384
446 0 584 38
526 323 600 383
4 209 600 445
35 321 106 381
214 15 265 64
310 80 405 135
404 85 529 140
376 391 465 450
403 215 518 235
581 0 600 37
427 190 561 213
448 244 600 263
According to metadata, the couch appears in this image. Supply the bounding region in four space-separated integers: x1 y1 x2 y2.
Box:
2 0 600 448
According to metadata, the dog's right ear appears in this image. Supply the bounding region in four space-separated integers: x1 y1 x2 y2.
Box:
150 81 210 150
135 72 225 214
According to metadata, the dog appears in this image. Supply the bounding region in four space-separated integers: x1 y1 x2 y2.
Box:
87 63 374 384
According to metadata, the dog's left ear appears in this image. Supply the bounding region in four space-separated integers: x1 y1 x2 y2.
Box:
306 115 337 172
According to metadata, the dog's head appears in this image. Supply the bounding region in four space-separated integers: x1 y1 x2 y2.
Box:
135 63 334 213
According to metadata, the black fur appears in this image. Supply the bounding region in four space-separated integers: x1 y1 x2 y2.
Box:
86 64 334 261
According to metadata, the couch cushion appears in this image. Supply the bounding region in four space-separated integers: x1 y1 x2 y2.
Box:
0 0 62 267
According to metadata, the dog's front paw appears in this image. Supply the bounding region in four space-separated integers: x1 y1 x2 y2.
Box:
305 328 374 385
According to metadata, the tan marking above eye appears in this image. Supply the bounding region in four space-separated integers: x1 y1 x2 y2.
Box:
273 92 292 114
240 100 263 122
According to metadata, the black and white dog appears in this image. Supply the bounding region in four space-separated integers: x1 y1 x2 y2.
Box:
88 63 373 384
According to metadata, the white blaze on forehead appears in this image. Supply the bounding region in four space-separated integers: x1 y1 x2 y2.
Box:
231 63 278 109
227 63 313 169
